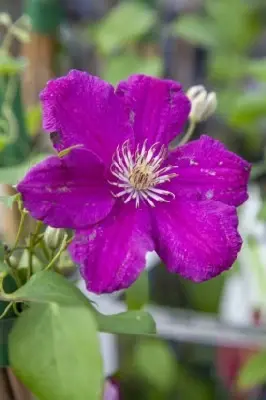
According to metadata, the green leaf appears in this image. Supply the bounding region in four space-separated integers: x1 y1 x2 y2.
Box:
25 104 42 137
97 310 156 335
95 2 156 55
238 351 266 390
0 153 49 185
103 53 162 85
173 16 218 48
133 338 176 390
126 270 149 310
9 303 103 400
8 271 90 307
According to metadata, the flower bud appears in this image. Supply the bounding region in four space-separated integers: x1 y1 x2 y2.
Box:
19 250 42 274
56 250 77 277
187 85 217 123
0 13 12 27
104 380 120 400
44 226 65 249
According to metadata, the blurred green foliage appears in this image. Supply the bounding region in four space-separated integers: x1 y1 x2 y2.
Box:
174 0 266 160
120 336 216 399
126 270 149 311
180 275 225 313
25 104 42 137
86 1 163 84
103 54 162 85
0 153 48 185
0 13 45 182
238 351 266 390
133 338 177 392
94 2 156 55
0 73 31 167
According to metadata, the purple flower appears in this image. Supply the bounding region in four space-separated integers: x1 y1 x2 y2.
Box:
103 380 120 400
17 70 251 293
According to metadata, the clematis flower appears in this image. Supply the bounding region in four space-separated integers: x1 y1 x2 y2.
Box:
103 379 120 400
17 70 251 294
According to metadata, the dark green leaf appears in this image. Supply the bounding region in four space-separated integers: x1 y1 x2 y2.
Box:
9 303 103 400
8 271 90 307
238 351 266 389
126 270 149 310
97 310 156 335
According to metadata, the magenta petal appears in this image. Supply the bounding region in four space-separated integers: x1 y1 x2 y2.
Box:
17 148 115 229
116 74 190 146
40 70 134 165
166 135 251 206
152 199 242 282
70 203 154 294
103 381 119 400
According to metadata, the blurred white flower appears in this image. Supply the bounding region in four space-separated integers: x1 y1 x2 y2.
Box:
0 13 12 27
187 85 217 123
44 226 65 249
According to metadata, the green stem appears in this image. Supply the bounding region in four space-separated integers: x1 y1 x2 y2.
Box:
5 257 21 287
1 15 28 51
12 302 21 317
44 235 70 272
33 220 43 239
179 120 197 146
0 302 13 320
27 221 44 279
39 240 50 261
12 209 27 252
27 234 34 279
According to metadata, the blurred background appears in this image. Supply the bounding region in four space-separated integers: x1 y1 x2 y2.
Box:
1 0 266 399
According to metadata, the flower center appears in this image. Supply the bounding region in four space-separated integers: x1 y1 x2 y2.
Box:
109 140 177 207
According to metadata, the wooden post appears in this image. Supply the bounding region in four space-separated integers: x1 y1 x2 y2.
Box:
22 33 56 107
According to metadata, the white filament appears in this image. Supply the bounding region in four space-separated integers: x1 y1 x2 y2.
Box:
109 140 177 207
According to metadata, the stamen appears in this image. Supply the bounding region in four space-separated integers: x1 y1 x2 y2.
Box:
109 140 177 207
